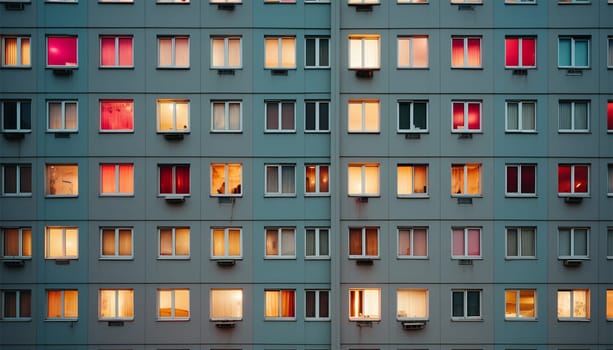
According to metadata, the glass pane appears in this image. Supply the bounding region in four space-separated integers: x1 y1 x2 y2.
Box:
414 102 427 130
467 291 480 316
506 102 519 130
574 102 588 130
229 103 240 130
574 40 588 67
175 37 189 67
319 229 329 256
413 229 427 256
305 291 315 317
507 229 518 256
364 165 379 195
319 102 329 131
398 102 411 130
319 38 329 66
118 37 133 66
281 102 294 130
101 37 116 66
266 229 278 256
228 38 241 67
211 38 225 67
573 229 588 256
559 229 571 256
265 38 278 68
118 229 131 256
281 229 295 256
266 103 279 130
228 229 241 256
158 38 172 66
306 38 316 67
280 38 295 68
48 103 62 129
558 39 571 66
521 228 535 257
505 38 519 66
364 101 379 131
175 102 189 131
175 228 190 256
102 229 116 256
305 102 316 131
522 102 535 130
397 38 410 67
413 37 428 68
452 292 464 317
397 166 412 195
305 229 315 256
65 103 77 130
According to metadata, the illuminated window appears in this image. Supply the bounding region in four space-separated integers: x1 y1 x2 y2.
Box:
505 164 536 196
265 289 295 319
0 227 31 259
99 289 134 320
305 100 329 132
158 164 189 196
157 36 189 68
452 290 481 320
47 100 78 132
46 290 78 320
452 227 481 259
607 290 613 320
608 101 613 131
45 227 78 260
506 227 536 259
100 228 133 259
451 163 481 196
348 163 379 196
99 36 133 68
557 289 590 321
397 36 428 68
265 227 296 258
1 290 31 320
348 99 379 133
452 100 481 132
505 37 536 68
559 100 589 132
558 37 589 68
557 164 589 196
558 227 588 259
211 163 242 196
306 290 329 320
397 289 428 320
398 100 428 133
608 38 613 68
505 100 536 132
265 36 296 69
100 164 134 196
210 289 243 320
265 100 295 132
305 227 329 259
349 227 378 258
46 36 77 67
348 35 380 70
265 164 295 196
1 100 31 133
100 100 134 132
397 227 428 258
305 164 329 195
158 227 190 259
1 36 30 68
211 36 241 69
397 164 428 197
158 289 190 321
1 164 31 197
212 101 241 132
157 99 189 133
505 289 536 320
45 164 78 197
305 37 329 68
211 228 242 259
451 36 481 68
349 288 380 321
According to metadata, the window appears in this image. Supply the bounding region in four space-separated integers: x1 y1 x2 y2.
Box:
451 163 481 196
451 0 482 2
100 164 134 196
46 164 78 196
1 164 31 197
157 99 189 133
306 290 329 320
557 289 590 321
305 100 330 132
348 35 380 70
44 227 78 260
451 37 481 68
1 290 31 320
349 227 379 258
158 289 190 320
305 37 329 68
452 101 481 132
211 163 242 196
210 289 243 320
607 290 613 320
46 290 78 320
265 100 295 132
506 227 536 259
100 228 132 259
608 100 613 131
211 228 242 259
452 290 481 320
265 164 296 196
265 227 296 258
158 227 190 259
397 289 428 320
397 100 428 133
1 36 30 68
608 37 613 68
305 164 329 195
159 164 190 196
305 228 329 258
505 164 536 196
559 101 589 132
609 164 613 196
505 37 536 68
211 36 241 69
211 101 241 132
47 100 78 132
99 289 134 320
265 290 295 319
558 227 589 259
100 100 134 132
100 36 133 68
265 36 296 69
1 228 31 259
558 164 589 196
158 36 189 68
558 37 589 68
157 0 190 2
47 36 78 67
397 36 428 68
505 100 536 132
348 163 380 196
505 289 536 320
397 227 428 258
397 164 428 197
1 100 31 133
348 99 379 133
452 228 481 259
608 228 613 258
349 288 380 321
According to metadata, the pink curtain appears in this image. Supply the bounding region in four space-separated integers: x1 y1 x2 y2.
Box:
506 166 518 193
467 103 480 130
521 165 535 194
451 38 464 66
175 165 190 194
452 229 464 256
48 37 77 66
452 103 464 130
467 38 481 67
505 38 519 66
159 166 173 194
118 38 133 66
100 38 116 66
101 100 133 131
413 229 427 256
558 165 571 193
608 102 613 130
522 38 536 66
467 229 480 256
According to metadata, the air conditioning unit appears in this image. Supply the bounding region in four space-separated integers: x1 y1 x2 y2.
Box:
402 321 426 330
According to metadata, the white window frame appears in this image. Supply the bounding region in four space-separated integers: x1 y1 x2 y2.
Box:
45 289 78 321
157 288 190 321
451 0 482 3
264 36 296 69
158 227 190 259
99 227 133 260
558 100 589 132
558 164 590 196
157 36 190 68
265 227 296 259
349 227 379 259
505 227 536 259
210 0 243 3
210 163 243 197
397 227 428 259
99 35 133 68
348 99 380 133
264 289 296 320
305 227 330 259
348 163 380 197
305 289 330 321
210 36 242 69
305 164 330 196
265 100 295 132
304 100 330 133
396 288 429 321
348 35 380 70
451 100 482 133
99 99 134 133
558 0 590 3
397 164 429 198
504 289 537 320
305 36 330 69
211 100 242 132
44 226 78 260
348 288 381 321
558 227 589 260
1 164 32 197
156 99 190 133
99 0 135 3
451 36 482 69
1 100 31 133
158 164 190 196
397 100 428 133
451 227 482 259
157 0 190 3
504 0 536 3
557 289 590 321
0 289 31 321
47 100 78 133
504 164 537 197
504 36 537 69
45 164 79 197
210 227 242 260
99 163 133 196
505 100 536 133
451 163 482 197
397 35 429 69
265 164 296 197
1 36 31 68
451 289 482 321
0 227 32 260
558 36 590 69
98 289 134 321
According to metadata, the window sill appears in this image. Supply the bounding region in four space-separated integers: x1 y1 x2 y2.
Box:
46 130 78 134
264 67 296 71
264 318 297 322
304 256 331 260
99 130 135 134
0 66 32 69
264 256 297 260
347 131 381 134
157 318 190 322
304 193 331 197
211 66 242 70
156 66 191 70
450 318 483 322
397 67 430 70
558 2 591 5
452 257 482 260
305 66 331 70
558 194 589 198
557 318 591 322
211 194 242 198
348 194 380 198
210 130 243 134
98 257 134 261
505 66 536 70
450 66 483 70
45 195 79 198
99 66 135 69
505 194 537 198
264 194 297 198
504 256 537 260
504 318 538 322
558 257 589 261
504 1 537 4
45 318 78 322
211 257 242 261
451 195 481 198
157 256 191 260
397 194 429 199
304 130 331 134
505 130 537 134
264 130 297 134
349 256 380 260
305 318 331 322
0 194 33 198
397 256 429 260
0 318 32 322
99 194 135 197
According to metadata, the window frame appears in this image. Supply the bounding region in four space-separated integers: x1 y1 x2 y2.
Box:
157 35 190 68
210 163 243 197
1 164 32 197
348 34 381 70
348 227 379 259
347 163 380 197
265 227 296 259
397 35 429 69
44 226 79 260
305 164 330 196
264 289 296 320
607 289 613 320
99 99 134 133
558 36 590 69
99 227 133 260
451 36 482 69
156 99 190 134
158 164 190 197
210 288 243 321
608 164 613 196
1 35 31 68
0 289 31 321
557 164 590 197
450 163 482 197
451 289 482 321
558 227 589 260
264 36 297 70
45 164 79 197
397 164 429 198
47 100 78 133
305 227 330 259
505 100 536 133
505 164 537 197
451 227 482 260
396 288 429 321
397 227 428 259
558 100 590 133
504 289 537 321
305 36 330 69
211 227 242 260
1 100 32 133
305 289 330 321
99 163 134 196
397 100 428 133
557 289 590 321
0 227 32 260
348 288 381 321
607 227 613 259
157 227 190 259
265 100 296 133
98 289 134 321
608 37 613 69
608 100 613 132
46 35 78 68
504 36 537 69
99 35 133 68
211 100 242 133
451 100 482 133
505 226 537 259
157 288 190 321
348 99 380 133
265 164 296 197
46 289 78 321
210 36 242 69
304 100 330 133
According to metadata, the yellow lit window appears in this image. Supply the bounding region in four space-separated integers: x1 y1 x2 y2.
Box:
348 35 380 70
607 290 613 320
100 164 134 196
157 99 189 133
349 288 380 321
451 163 481 196
348 163 379 196
265 37 296 69
158 227 190 259
505 289 536 319
397 36 428 68
397 164 428 196
348 99 379 133
2 36 31 68
397 289 428 320
557 289 590 320
211 228 242 259
47 290 78 320
99 289 134 320
210 289 243 320
211 36 241 69
45 227 78 260
211 163 242 196
158 289 190 320
265 289 295 319
1 227 32 259
45 164 78 196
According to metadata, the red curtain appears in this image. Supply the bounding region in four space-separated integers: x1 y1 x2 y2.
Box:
159 166 173 194
506 166 518 193
281 290 295 317
467 38 481 67
100 38 116 66
522 38 536 66
608 102 613 130
451 38 464 66
452 103 464 130
505 38 519 67
521 165 536 194
558 165 571 193
118 38 133 66
574 165 588 193
467 103 480 130
175 165 190 194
